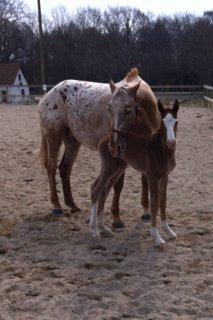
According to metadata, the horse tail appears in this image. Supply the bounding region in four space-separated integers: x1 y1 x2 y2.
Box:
38 130 48 169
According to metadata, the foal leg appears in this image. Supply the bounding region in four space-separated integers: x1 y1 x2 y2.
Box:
90 163 124 238
98 166 126 236
58 133 81 213
90 139 126 238
148 178 165 247
111 172 125 229
46 133 63 216
159 175 176 239
141 174 151 221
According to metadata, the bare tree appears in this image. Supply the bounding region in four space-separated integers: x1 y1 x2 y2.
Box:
51 6 71 30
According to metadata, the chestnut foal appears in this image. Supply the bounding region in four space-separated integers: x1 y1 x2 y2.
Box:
90 100 179 247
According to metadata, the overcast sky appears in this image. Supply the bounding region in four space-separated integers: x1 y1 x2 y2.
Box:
25 0 212 16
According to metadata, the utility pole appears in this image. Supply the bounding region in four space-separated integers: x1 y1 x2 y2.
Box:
37 0 45 85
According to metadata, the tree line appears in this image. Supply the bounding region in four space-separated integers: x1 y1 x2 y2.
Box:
0 0 213 85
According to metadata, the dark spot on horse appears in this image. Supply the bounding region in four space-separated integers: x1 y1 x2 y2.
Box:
72 94 74 96
46 102 49 106
74 86 78 91
86 104 89 107
64 88 67 92
60 91 67 103
66 84 69 88
49 108 52 111
53 104 58 110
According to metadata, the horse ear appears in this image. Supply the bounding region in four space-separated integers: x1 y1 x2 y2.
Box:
109 79 116 93
172 100 179 114
128 82 140 95
157 100 165 116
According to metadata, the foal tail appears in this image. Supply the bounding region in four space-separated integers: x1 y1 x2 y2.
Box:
38 130 48 169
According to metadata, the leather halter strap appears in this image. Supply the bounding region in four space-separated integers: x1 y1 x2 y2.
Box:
111 115 159 140
111 128 157 139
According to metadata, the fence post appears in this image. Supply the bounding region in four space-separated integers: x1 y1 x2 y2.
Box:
42 84 47 95
166 84 169 105
203 85 205 108
6 85 9 103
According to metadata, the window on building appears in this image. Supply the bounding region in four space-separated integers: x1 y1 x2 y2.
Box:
21 89 25 96
1 90 7 103
18 74 21 81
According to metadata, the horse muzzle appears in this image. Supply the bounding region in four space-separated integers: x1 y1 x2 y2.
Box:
108 135 127 158
167 139 176 149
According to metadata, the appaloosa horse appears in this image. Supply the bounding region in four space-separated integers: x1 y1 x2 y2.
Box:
90 99 179 247
39 68 160 226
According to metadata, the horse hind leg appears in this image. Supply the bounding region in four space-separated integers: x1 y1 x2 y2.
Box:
45 131 64 216
58 131 81 213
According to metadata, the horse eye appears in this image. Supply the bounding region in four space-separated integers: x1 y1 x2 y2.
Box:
126 109 132 116
135 105 139 113
107 105 112 113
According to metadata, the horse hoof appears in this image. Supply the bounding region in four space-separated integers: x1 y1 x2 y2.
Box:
93 234 101 241
70 207 81 213
112 221 125 229
51 208 64 217
158 243 166 251
141 213 151 221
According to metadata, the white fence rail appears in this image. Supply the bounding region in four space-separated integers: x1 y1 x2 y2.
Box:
0 84 205 104
203 85 213 108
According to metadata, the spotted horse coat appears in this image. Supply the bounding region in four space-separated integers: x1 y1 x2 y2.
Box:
38 68 161 223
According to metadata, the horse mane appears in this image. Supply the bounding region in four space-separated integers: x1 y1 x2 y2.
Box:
125 68 139 83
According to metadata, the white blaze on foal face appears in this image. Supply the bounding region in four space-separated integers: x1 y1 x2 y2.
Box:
163 113 177 148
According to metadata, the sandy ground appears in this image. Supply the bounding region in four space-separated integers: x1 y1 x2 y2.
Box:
0 103 212 320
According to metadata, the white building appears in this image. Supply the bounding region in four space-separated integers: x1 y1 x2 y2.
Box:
0 63 30 103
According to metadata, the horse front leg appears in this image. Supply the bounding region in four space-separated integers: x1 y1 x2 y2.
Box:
111 172 125 229
90 169 112 239
148 177 166 248
90 139 126 238
141 174 151 221
98 165 126 236
90 164 125 238
159 175 177 239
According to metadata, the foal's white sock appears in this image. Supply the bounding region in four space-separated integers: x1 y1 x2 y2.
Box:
161 220 177 238
90 202 100 237
150 227 165 246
